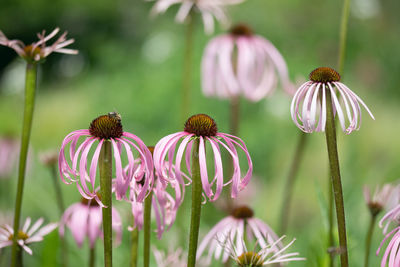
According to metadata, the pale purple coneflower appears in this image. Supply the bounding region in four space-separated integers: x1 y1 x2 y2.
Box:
0 136 19 179
154 114 252 202
147 0 244 34
59 112 153 205
153 246 187 267
364 184 396 217
377 226 400 267
197 205 281 264
219 233 305 266
202 24 294 101
0 217 57 255
39 150 58 167
59 197 122 248
290 67 374 134
0 27 78 63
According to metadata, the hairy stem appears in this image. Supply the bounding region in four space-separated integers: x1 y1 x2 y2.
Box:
187 139 202 267
143 191 153 267
325 90 348 267
99 141 113 267
11 63 37 267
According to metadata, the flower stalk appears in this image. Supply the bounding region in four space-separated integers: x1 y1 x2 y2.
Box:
89 246 96 267
328 179 335 267
364 214 377 267
11 63 37 267
187 138 202 267
338 0 351 74
143 190 153 267
279 131 307 234
130 227 139 267
325 90 348 267
99 141 113 267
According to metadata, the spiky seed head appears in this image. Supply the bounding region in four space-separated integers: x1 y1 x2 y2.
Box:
309 67 341 83
231 205 254 219
184 114 218 137
89 112 123 139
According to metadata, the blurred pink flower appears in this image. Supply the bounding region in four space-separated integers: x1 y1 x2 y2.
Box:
379 185 400 234
364 184 396 217
0 136 19 179
197 205 281 264
377 226 400 267
290 67 374 134
0 27 78 63
154 114 252 202
0 217 57 255
220 234 305 266
59 198 122 248
147 0 244 34
58 113 153 205
153 246 187 267
202 24 294 101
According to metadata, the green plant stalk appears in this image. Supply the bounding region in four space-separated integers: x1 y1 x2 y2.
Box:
337 0 351 74
279 131 308 234
187 139 202 267
325 90 348 267
11 63 37 267
130 228 139 267
99 141 113 267
89 246 96 267
364 214 377 267
143 191 153 267
328 179 335 267
181 13 195 122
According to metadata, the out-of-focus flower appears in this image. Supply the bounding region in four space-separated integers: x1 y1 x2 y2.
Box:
39 150 58 167
290 67 374 134
154 114 252 202
220 233 305 266
59 197 122 248
0 136 19 179
197 205 281 264
147 0 244 34
364 184 396 217
58 112 153 205
153 246 187 267
0 28 78 63
202 24 294 101
377 226 400 267
0 217 57 255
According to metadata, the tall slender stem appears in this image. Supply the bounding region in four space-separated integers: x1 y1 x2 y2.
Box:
181 13 195 122
337 0 351 74
11 63 37 267
187 139 202 267
279 131 307 234
325 90 348 267
328 179 335 267
143 190 153 267
99 141 113 267
364 214 377 267
230 96 240 136
130 227 139 267
89 245 96 267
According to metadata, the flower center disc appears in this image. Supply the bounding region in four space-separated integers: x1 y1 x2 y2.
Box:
237 252 263 267
89 112 123 139
23 45 42 60
184 114 218 137
231 205 254 219
230 24 253 37
8 230 29 241
309 67 341 83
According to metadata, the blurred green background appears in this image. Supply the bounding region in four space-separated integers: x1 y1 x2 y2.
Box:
0 0 399 266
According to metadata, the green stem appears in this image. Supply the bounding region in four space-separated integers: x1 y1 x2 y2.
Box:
337 0 351 74
130 228 139 267
99 141 113 267
143 191 153 267
328 179 335 267
364 215 377 267
279 131 307 234
230 96 240 137
187 139 202 267
181 13 195 122
49 164 66 214
89 245 96 267
11 63 37 267
325 90 349 267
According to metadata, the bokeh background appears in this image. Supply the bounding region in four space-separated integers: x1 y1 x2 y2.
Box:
0 0 400 266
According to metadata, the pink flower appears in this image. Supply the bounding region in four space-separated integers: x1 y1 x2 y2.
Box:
377 226 400 267
0 217 57 255
202 24 294 101
0 27 78 63
59 112 153 205
364 184 397 218
147 0 244 34
220 233 305 266
197 205 281 264
154 114 252 202
59 198 122 248
0 136 19 179
153 246 187 267
290 67 374 134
